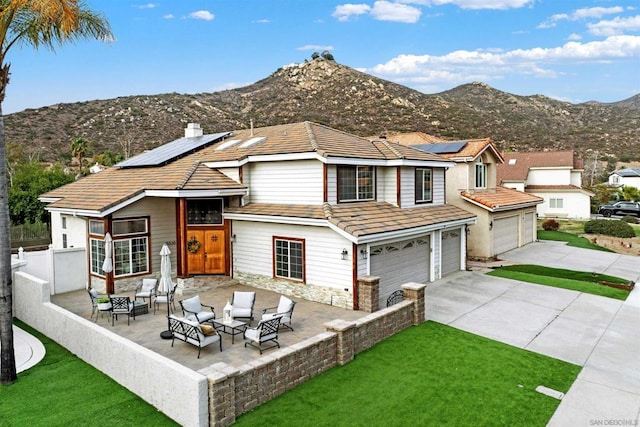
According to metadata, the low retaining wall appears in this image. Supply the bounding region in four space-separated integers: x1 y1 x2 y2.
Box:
204 282 426 426
13 272 208 427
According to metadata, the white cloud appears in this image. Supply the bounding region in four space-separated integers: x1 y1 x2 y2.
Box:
297 45 335 51
567 33 582 41
134 3 157 9
163 14 175 19
333 4 372 21
588 15 640 37
539 6 624 29
369 35 640 86
427 0 533 10
254 19 270 24
189 10 215 21
333 1 420 23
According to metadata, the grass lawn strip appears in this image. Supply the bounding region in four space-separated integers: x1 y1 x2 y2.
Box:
235 322 580 427
537 230 614 252
487 264 629 300
0 321 178 426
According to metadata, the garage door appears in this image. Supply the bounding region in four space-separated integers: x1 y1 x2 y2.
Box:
493 216 519 254
441 229 462 276
370 237 430 308
524 212 535 244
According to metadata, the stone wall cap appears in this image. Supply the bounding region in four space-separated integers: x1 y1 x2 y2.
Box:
401 282 427 290
206 370 229 384
357 276 380 284
324 319 356 331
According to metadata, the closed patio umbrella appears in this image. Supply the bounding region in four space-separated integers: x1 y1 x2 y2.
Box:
102 232 113 274
158 243 173 339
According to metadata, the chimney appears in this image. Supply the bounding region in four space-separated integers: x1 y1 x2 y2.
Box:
185 123 203 138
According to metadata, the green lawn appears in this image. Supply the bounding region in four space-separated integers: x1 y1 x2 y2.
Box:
487 264 630 300
0 321 178 427
235 322 580 426
537 230 614 252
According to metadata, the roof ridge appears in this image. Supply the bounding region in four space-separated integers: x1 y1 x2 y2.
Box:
376 139 405 159
322 202 334 219
305 121 320 152
176 160 201 189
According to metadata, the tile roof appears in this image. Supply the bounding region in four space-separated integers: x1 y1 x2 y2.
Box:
460 187 542 211
42 122 451 213
525 184 595 196
497 150 578 183
225 202 476 240
385 133 503 163
611 167 640 177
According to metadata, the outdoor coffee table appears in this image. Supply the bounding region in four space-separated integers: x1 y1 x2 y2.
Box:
212 318 247 344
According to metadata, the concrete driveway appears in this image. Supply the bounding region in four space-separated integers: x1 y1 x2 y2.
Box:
427 240 640 426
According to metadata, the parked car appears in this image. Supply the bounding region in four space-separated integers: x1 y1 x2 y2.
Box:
597 201 640 217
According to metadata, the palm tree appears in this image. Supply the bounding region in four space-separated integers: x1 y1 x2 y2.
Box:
70 136 88 165
0 0 112 385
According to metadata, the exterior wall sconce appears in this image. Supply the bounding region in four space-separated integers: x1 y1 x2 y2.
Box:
489 221 493 230
341 248 348 260
360 249 368 259
231 234 237 243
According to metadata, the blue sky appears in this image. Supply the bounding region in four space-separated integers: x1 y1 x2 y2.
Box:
4 0 639 114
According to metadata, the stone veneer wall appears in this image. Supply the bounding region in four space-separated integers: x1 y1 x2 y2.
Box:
235 271 353 309
205 282 426 426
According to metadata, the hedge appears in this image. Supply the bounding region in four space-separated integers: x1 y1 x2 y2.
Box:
584 219 635 238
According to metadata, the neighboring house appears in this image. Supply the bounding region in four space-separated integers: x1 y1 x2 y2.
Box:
497 151 594 219
608 167 640 189
41 122 476 309
387 133 542 260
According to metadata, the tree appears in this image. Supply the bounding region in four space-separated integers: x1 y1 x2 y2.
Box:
70 136 88 165
0 0 112 385
618 185 640 202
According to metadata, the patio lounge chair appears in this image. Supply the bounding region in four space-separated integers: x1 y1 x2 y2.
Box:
168 315 222 358
244 316 281 354
135 278 157 307
109 296 136 326
261 295 296 331
154 282 177 314
230 291 256 323
88 288 111 322
179 295 215 324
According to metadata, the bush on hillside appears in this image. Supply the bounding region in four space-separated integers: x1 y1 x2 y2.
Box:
541 219 560 231
584 219 635 238
622 215 638 224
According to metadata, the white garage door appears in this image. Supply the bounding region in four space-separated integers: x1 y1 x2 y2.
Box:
370 237 430 308
524 212 535 244
441 229 462 276
493 216 519 254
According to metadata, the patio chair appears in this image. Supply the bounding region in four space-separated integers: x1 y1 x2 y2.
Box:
154 282 177 314
168 315 222 358
261 295 296 331
230 291 256 323
109 296 136 326
135 278 158 307
88 288 111 322
244 316 281 354
179 295 215 324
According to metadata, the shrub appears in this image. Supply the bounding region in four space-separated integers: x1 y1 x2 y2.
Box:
541 219 560 231
584 219 635 238
622 215 638 224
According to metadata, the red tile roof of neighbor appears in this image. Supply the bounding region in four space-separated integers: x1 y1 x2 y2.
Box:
225 202 476 239
41 122 450 213
383 133 504 163
460 187 543 211
497 150 581 183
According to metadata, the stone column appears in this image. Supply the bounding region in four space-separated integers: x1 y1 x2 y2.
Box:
357 276 379 313
204 363 240 427
401 282 426 325
325 319 356 365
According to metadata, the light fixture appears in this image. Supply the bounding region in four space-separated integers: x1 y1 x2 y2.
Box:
231 234 237 243
489 221 493 230
360 248 368 259
341 248 349 260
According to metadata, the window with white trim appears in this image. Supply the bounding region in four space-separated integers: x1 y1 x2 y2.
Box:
475 162 487 189
338 165 375 202
89 236 106 275
273 237 304 281
89 217 150 278
415 168 433 203
550 198 564 209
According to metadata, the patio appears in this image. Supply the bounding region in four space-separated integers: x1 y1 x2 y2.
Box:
51 277 364 372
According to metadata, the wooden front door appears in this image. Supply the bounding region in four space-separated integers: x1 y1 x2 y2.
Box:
186 229 226 274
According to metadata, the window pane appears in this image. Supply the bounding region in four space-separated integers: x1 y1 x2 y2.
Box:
475 164 487 188
90 238 105 275
415 169 432 202
114 240 131 276
131 237 148 273
338 166 356 201
358 166 374 200
187 199 223 225
113 219 147 236
289 242 303 280
89 220 104 236
275 239 303 281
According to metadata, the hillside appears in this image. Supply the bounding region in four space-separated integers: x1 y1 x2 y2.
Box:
4 59 639 164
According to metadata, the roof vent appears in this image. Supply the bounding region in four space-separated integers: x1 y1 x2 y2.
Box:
215 139 242 151
508 158 517 165
240 136 266 148
185 123 203 138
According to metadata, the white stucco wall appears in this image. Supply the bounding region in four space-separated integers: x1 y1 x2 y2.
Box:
534 191 592 219
50 212 87 249
527 168 571 185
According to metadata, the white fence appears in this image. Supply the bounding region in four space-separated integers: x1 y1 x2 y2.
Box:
12 246 86 294
13 272 209 427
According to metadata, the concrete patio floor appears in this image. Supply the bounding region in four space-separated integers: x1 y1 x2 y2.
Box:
51 278 363 373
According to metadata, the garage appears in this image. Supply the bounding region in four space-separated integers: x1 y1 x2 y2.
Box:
441 229 462 276
524 212 535 244
370 237 430 308
493 216 519 254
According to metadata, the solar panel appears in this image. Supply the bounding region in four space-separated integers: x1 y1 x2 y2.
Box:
116 132 231 167
413 141 467 154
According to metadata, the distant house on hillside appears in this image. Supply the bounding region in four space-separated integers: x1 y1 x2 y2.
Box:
41 122 476 310
386 133 542 260
608 167 640 189
497 150 593 220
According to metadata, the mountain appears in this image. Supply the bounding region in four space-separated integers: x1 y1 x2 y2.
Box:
4 59 638 164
